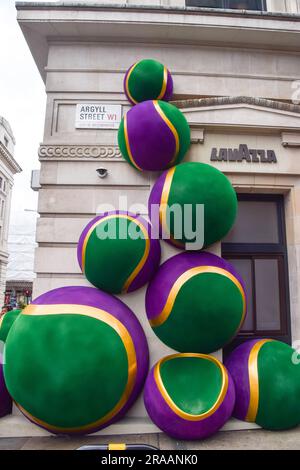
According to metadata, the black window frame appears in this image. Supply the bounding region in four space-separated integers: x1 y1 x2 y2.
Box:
186 0 267 11
222 194 291 353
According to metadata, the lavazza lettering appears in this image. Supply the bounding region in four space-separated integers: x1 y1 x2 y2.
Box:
211 144 277 163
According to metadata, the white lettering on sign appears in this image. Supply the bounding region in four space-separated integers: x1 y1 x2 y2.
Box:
75 104 122 129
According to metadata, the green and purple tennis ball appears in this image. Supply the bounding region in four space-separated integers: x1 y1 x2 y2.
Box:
146 251 246 353
144 353 235 440
0 309 22 342
77 211 160 294
0 364 12 417
0 309 21 417
148 162 237 249
225 339 300 430
3 286 149 435
124 59 173 105
118 100 190 171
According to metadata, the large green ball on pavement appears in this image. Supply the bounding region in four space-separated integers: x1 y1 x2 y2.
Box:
4 286 149 435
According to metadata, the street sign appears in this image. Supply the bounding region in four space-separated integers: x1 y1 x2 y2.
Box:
75 103 122 129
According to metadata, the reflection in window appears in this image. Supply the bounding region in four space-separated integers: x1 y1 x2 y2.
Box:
255 259 281 331
186 0 265 10
224 201 279 244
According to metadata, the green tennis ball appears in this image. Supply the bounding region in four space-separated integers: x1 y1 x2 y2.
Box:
146 252 246 353
149 162 237 249
77 211 161 294
0 309 22 343
226 339 300 430
4 287 149 435
124 59 173 104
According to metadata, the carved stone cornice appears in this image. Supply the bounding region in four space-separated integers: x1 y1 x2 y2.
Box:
0 143 22 174
173 96 300 114
38 145 122 161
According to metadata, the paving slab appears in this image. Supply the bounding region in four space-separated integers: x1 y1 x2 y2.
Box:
0 428 299 450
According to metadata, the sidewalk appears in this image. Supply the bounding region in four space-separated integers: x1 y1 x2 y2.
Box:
0 428 299 450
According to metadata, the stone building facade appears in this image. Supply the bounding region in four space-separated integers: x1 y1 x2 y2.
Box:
6 0 299 437
0 117 21 309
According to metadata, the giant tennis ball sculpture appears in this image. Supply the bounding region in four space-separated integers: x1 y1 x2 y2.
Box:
144 353 235 440
0 309 19 417
118 100 190 171
146 251 246 353
0 309 21 342
3 286 149 434
124 59 173 104
0 363 12 418
148 162 237 249
77 211 160 294
225 339 300 430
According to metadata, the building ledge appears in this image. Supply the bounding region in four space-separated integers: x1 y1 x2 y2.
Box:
173 96 300 114
16 2 300 83
15 2 300 21
0 143 22 175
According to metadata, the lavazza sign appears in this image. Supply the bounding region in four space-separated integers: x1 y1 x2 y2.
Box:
211 144 277 163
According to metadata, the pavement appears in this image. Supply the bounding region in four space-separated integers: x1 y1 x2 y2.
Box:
0 428 299 450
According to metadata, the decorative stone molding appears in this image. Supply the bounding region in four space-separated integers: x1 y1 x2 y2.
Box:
172 96 300 114
39 145 122 160
0 143 22 174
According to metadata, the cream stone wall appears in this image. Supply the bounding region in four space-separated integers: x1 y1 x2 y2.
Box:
45 42 300 103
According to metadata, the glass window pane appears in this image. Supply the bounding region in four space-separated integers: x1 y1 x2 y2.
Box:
227 258 253 331
255 259 281 331
224 201 279 244
186 0 263 8
227 0 263 10
186 0 224 7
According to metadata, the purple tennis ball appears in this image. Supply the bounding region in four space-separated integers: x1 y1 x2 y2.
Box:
144 353 235 440
77 210 161 294
118 100 190 171
0 363 12 418
4 286 149 435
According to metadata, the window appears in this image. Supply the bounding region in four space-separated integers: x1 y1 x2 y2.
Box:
1 200 5 219
3 181 6 193
186 0 266 10
3 136 9 148
222 195 291 353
